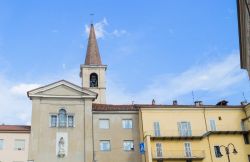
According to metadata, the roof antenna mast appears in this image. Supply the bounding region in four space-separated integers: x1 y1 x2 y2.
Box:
242 92 248 102
192 91 195 104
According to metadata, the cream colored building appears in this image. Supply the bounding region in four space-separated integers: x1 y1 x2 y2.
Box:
0 125 30 162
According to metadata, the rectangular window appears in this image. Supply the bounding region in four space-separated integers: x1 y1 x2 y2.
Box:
123 140 134 151
122 119 133 129
241 121 246 131
0 139 3 150
184 142 192 157
154 122 161 136
156 143 163 157
14 139 25 151
99 119 109 129
68 115 74 127
51 115 57 127
178 122 192 136
209 119 216 131
100 140 110 151
248 155 250 162
214 145 221 158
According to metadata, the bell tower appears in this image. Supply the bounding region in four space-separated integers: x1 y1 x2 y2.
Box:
80 24 107 104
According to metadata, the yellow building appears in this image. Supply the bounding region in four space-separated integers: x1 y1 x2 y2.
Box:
138 101 250 162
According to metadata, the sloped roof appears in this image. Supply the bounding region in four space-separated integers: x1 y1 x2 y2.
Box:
84 24 102 65
0 125 30 133
27 80 97 99
92 103 244 111
92 104 138 111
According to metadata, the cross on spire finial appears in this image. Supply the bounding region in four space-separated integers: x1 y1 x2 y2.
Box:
90 13 95 24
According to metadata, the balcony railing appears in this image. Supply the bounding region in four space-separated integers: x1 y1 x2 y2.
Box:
144 126 246 139
152 150 205 160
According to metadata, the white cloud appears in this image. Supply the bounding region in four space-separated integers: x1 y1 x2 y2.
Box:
112 29 127 37
0 51 247 124
85 18 108 39
0 77 38 124
107 52 247 104
10 83 41 96
85 18 127 39
0 67 81 125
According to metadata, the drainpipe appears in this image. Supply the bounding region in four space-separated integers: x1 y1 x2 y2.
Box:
140 108 147 162
203 107 214 162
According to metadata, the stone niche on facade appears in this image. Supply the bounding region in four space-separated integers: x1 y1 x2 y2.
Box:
56 132 68 158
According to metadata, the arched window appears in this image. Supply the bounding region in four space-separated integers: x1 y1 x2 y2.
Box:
58 109 67 127
90 73 98 87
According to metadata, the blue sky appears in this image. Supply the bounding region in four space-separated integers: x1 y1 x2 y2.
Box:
0 0 249 124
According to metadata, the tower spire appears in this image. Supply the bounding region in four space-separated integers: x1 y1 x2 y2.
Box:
84 24 102 65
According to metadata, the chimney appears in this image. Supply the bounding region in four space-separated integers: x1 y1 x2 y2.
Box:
152 99 155 105
173 100 178 105
216 100 228 106
194 101 203 107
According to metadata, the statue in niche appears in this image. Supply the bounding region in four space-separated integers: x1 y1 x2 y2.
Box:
58 137 65 158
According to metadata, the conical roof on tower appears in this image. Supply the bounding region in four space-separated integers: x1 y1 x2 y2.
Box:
84 24 102 65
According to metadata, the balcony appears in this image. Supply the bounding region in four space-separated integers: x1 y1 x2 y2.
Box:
145 126 247 140
152 150 205 160
242 121 250 131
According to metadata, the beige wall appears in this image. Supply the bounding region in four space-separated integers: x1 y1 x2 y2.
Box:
0 132 29 162
93 111 142 162
28 97 94 162
80 65 107 104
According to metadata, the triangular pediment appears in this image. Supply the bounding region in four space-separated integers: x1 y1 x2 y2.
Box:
27 80 97 99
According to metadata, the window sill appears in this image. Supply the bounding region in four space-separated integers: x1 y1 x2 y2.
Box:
14 149 25 151
124 150 134 152
49 126 75 128
100 150 111 152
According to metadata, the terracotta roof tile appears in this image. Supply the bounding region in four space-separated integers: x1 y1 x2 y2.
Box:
135 104 244 108
92 104 244 111
92 104 138 111
0 125 31 132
